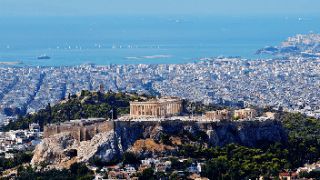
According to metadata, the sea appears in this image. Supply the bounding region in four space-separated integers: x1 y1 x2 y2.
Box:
0 15 320 66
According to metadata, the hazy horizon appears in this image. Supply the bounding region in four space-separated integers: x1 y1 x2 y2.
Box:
1 0 319 17
1 0 320 66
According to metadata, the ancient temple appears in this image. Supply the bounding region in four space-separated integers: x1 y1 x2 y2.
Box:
205 109 231 120
130 97 182 118
233 108 257 119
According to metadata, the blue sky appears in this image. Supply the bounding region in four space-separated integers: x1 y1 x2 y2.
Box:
0 0 319 17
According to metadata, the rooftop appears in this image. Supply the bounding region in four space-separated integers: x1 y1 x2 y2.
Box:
130 97 181 104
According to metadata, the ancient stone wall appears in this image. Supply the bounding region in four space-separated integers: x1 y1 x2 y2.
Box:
43 120 114 141
58 125 81 141
43 125 59 138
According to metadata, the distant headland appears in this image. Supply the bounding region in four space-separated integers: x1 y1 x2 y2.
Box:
0 61 23 66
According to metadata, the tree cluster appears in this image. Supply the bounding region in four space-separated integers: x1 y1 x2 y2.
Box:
2 91 145 131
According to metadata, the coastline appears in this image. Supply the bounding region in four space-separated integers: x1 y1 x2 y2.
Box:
0 61 23 65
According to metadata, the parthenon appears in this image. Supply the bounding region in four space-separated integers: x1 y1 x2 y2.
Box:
130 97 182 118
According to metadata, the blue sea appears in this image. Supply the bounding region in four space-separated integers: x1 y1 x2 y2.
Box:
0 15 319 66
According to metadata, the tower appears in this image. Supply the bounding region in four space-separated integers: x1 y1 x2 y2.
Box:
99 84 105 93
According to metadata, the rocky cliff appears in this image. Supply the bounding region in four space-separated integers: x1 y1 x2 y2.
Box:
31 120 287 168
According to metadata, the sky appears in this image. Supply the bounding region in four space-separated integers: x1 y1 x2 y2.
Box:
0 0 319 17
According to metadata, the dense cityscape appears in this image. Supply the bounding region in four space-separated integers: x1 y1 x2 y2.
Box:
1 55 320 124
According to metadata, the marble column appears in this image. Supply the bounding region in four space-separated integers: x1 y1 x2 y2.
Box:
140 105 142 115
154 105 157 116
147 105 150 116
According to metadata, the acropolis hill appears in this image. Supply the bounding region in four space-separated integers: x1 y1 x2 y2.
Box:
42 96 275 142
34 118 286 169
7 90 279 169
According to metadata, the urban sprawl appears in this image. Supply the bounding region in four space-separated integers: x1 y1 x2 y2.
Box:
1 33 320 123
0 56 320 125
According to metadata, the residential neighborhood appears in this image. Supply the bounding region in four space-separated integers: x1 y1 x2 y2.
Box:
1 56 320 126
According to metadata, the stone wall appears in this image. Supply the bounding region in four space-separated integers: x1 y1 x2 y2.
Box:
44 119 114 141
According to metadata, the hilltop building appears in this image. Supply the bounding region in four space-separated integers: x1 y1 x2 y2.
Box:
130 97 182 118
205 109 231 120
263 112 277 119
99 84 105 93
233 108 257 120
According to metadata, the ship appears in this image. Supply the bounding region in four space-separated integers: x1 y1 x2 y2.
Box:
37 55 51 60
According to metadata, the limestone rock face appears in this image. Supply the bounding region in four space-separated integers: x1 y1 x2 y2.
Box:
31 120 287 169
204 120 286 147
31 132 80 169
77 131 124 162
128 138 175 158
31 131 123 169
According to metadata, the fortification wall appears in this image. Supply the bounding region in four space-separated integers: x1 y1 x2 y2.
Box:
43 126 59 138
97 121 114 132
43 120 114 141
59 125 82 141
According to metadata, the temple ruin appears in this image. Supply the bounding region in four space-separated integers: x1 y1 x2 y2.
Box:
129 97 182 118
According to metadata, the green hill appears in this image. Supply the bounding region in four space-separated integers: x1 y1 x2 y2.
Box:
2 90 149 131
